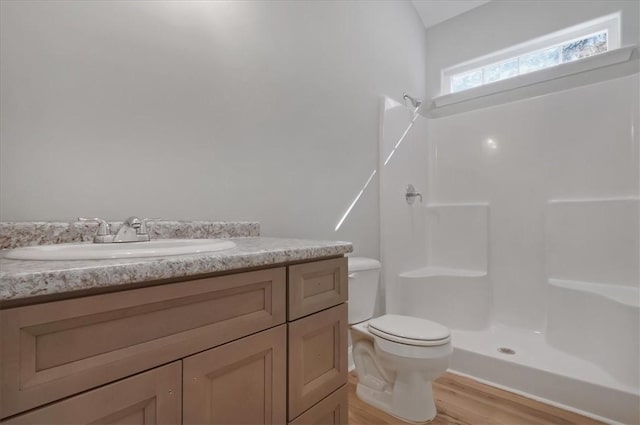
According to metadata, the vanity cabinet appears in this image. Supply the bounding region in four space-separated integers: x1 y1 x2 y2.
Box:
0 257 348 425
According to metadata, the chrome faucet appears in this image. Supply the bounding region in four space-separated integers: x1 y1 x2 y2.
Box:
113 216 144 243
78 216 158 243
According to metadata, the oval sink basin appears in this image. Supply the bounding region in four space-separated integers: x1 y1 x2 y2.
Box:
4 239 236 261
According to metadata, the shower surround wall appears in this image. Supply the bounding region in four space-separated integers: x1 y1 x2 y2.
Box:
426 74 639 332
381 73 639 423
379 2 640 422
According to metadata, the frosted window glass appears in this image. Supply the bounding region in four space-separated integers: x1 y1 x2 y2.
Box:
562 32 607 62
519 47 561 74
483 59 519 84
451 69 483 93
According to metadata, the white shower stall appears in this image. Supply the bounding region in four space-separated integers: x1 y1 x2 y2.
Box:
379 73 639 424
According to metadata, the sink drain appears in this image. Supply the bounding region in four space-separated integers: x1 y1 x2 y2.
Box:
498 347 516 355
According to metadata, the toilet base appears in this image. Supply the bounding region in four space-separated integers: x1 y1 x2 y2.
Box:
356 377 437 424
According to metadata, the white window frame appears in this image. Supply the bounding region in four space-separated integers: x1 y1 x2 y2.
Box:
441 13 621 96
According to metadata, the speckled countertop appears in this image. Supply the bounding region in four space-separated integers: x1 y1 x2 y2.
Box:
0 222 352 303
0 237 352 302
0 220 261 249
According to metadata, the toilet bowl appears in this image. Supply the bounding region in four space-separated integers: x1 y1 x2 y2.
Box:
348 257 452 423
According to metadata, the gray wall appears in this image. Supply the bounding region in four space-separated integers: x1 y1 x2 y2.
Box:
425 0 640 102
0 0 427 257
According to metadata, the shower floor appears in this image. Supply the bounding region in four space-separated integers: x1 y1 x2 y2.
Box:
449 325 639 424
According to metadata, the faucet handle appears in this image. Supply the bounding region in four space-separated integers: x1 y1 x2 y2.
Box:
405 184 423 205
78 217 111 236
140 217 161 235
123 216 142 230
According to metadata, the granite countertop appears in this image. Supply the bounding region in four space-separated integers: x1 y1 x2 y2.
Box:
0 237 353 302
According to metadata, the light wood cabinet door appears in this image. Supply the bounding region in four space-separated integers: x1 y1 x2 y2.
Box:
288 304 348 420
1 361 181 425
288 258 347 320
0 268 285 418
183 325 287 425
289 385 348 425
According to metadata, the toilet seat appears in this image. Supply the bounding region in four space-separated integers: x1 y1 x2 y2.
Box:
368 314 451 346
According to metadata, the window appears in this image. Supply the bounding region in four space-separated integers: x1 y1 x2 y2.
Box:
442 13 620 94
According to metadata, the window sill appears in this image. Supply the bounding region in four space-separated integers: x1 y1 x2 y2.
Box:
433 46 636 108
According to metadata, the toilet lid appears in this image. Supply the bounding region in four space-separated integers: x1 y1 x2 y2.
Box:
368 314 451 346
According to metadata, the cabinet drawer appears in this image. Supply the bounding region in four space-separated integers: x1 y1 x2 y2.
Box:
289 385 348 425
288 257 347 320
2 361 181 425
0 268 286 418
183 324 286 425
288 304 348 420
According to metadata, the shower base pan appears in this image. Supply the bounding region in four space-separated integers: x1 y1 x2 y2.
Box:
449 325 639 424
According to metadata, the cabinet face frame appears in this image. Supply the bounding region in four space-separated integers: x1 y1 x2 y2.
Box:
1 361 182 425
0 268 286 418
288 304 348 420
182 324 287 425
288 257 347 320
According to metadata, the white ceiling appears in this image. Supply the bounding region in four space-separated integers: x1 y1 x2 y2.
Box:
411 0 490 29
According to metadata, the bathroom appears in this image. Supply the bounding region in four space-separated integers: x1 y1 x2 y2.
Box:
0 0 638 424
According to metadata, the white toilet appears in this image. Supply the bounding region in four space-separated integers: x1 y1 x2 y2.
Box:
348 257 452 423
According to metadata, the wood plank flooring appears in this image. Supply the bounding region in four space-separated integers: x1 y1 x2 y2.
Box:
348 372 603 425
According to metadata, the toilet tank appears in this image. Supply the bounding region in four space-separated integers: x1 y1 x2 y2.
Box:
347 257 382 324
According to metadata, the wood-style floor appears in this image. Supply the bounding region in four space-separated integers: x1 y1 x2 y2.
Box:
348 372 603 425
